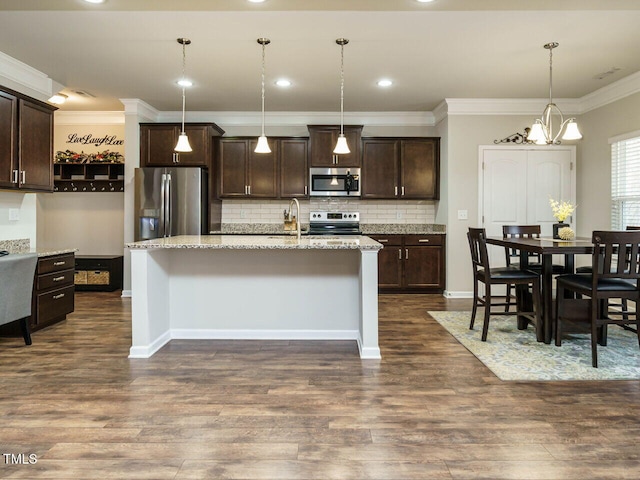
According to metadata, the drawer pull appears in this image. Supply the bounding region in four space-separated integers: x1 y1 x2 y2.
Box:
418 239 430 243
377 239 388 243
53 261 66 266
53 293 65 300
52 276 66 282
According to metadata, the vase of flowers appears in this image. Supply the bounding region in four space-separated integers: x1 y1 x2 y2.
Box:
549 198 576 239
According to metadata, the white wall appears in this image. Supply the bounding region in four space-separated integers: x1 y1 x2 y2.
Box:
0 191 37 245
574 91 640 236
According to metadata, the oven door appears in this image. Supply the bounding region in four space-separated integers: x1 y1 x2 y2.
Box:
309 168 360 197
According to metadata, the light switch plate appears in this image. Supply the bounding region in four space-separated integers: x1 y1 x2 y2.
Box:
8 208 20 221
457 209 468 220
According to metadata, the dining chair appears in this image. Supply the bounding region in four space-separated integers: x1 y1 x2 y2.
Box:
467 227 543 342
502 225 566 312
555 230 640 367
574 226 640 322
0 253 38 345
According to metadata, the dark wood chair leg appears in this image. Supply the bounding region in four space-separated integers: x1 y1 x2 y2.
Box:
591 303 599 368
470 277 479 330
532 279 543 342
481 284 491 342
19 317 32 346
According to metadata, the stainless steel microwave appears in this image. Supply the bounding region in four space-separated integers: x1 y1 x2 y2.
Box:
309 167 361 197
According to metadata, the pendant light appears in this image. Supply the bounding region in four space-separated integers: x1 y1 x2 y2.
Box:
334 38 350 155
255 38 271 154
175 38 192 153
527 42 582 145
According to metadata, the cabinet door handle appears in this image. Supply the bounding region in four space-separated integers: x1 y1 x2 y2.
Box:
405 248 409 260
248 185 251 195
21 171 26 184
53 293 65 300
377 239 388 243
304 185 308 195
394 186 398 196
53 261 66 266
398 248 402 260
401 186 405 196
52 276 65 282
418 239 430 243
12 169 18 184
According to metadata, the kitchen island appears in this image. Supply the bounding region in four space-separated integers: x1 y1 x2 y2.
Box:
126 235 383 359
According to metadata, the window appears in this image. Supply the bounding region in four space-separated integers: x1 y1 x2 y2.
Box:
611 130 640 229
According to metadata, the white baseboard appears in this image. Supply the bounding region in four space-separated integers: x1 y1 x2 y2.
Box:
120 290 132 298
169 329 360 341
444 290 473 298
128 331 171 359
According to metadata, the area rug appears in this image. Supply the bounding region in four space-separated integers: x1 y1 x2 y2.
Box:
428 311 640 381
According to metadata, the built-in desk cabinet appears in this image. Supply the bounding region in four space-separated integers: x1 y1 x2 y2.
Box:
33 253 75 331
54 163 124 192
0 87 55 192
370 234 445 293
361 138 440 200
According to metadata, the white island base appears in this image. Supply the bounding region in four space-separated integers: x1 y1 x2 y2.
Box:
128 235 382 359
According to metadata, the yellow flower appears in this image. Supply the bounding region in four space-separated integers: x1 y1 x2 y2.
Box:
549 197 576 222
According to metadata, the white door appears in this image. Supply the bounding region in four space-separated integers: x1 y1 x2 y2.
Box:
480 146 576 266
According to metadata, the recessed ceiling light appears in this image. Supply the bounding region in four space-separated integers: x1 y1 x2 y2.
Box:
84 0 105 4
377 79 393 87
275 79 291 87
248 0 266 3
177 79 193 87
416 0 436 3
48 93 68 105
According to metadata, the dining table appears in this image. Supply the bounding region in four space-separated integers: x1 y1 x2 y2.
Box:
485 235 594 343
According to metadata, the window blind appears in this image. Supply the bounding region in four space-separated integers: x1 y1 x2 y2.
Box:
611 133 640 229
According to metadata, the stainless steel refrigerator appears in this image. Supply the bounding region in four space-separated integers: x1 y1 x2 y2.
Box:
134 167 208 241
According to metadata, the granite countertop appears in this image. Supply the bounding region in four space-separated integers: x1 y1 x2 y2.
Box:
127 234 382 251
0 238 77 257
211 223 446 236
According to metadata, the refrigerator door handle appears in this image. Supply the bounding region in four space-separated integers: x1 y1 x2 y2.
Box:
160 173 167 237
165 172 172 236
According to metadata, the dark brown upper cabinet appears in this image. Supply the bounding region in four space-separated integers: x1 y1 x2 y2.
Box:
361 137 440 200
0 87 55 192
139 122 224 167
308 125 362 167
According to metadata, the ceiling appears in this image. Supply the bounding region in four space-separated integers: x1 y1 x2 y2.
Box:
1 0 640 113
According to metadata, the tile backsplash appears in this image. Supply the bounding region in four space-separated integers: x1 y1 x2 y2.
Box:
222 199 436 224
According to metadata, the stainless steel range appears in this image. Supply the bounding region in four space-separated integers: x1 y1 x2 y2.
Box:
308 211 361 235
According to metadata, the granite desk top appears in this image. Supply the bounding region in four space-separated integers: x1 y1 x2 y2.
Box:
127 235 383 251
0 239 77 258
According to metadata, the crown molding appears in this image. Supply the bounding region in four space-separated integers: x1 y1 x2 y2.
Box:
580 70 640 113
119 99 159 121
54 111 125 125
443 98 582 116
0 51 53 101
154 110 435 127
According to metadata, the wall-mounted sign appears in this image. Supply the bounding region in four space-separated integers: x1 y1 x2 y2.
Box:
66 133 124 147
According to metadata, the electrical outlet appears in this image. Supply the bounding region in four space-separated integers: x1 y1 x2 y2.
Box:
457 209 468 220
8 208 20 221
396 211 403 220
240 210 247 219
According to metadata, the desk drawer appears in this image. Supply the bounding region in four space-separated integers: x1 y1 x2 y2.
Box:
36 285 75 325
38 254 75 274
37 268 74 290
369 235 403 246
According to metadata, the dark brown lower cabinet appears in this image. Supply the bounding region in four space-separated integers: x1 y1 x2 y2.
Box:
371 234 445 293
33 253 75 331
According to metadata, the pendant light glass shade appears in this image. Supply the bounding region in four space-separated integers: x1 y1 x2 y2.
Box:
175 38 192 153
530 42 582 145
255 135 271 153
334 38 350 155
255 38 271 154
333 134 350 154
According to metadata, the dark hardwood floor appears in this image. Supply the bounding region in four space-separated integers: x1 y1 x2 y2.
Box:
1 292 639 479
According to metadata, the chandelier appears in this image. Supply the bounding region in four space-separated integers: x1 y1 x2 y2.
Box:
333 38 350 154
528 42 582 145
